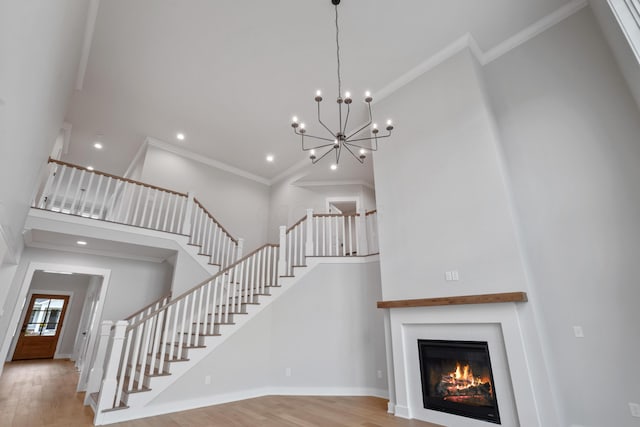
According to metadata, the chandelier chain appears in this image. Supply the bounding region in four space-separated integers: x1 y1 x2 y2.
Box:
335 4 342 99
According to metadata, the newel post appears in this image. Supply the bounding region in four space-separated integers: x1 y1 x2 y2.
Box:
236 238 245 260
181 191 195 235
83 320 113 405
278 225 287 276
96 320 128 412
305 208 314 256
356 208 369 256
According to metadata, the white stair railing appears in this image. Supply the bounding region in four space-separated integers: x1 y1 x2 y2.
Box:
189 198 239 269
97 244 279 411
33 159 239 269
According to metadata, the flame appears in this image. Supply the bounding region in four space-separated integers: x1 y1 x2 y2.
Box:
447 362 489 391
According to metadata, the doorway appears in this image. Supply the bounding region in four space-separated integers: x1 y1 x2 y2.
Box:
13 294 70 360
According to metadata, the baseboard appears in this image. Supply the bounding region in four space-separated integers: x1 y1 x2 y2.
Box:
54 354 72 360
394 405 411 419
387 401 396 414
97 386 389 425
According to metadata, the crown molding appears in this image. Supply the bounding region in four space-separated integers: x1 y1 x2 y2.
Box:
145 137 271 186
295 180 375 191
482 0 588 64
75 0 101 91
374 0 588 103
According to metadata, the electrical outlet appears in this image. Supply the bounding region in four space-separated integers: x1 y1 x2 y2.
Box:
445 271 460 281
285 367 292 377
377 370 383 379
204 375 211 385
572 326 584 338
629 402 640 417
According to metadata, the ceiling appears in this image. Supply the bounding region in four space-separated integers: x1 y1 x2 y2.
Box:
63 0 575 185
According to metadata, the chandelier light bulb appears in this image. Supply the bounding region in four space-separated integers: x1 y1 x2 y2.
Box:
345 91 351 98
386 119 392 126
330 164 338 171
292 116 298 123
310 149 316 155
300 123 305 129
360 149 366 155
316 90 322 96
365 91 371 97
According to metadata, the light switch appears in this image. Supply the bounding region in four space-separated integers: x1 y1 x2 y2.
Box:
573 326 584 338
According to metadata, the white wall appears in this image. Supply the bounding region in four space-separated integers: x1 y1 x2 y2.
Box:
10 271 90 359
0 1 89 260
484 8 640 427
0 247 173 356
373 49 529 302
148 261 387 407
139 145 270 251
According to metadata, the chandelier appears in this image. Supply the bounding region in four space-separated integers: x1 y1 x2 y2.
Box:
290 0 393 169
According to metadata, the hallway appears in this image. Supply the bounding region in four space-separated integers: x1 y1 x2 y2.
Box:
0 360 439 427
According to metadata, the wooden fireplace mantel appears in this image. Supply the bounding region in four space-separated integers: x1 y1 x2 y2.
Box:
376 291 528 309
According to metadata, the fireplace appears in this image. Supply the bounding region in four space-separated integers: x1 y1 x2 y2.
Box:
418 339 501 424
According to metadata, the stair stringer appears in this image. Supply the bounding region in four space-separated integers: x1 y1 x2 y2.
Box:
94 259 322 425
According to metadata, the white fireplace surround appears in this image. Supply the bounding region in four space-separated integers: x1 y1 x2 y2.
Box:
389 302 543 426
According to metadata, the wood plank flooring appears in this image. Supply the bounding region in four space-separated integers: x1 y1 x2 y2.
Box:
0 360 442 427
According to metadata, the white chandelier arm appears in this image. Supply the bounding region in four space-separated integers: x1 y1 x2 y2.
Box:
347 130 391 144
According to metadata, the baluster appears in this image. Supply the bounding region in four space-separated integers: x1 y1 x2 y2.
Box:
278 226 287 280
136 317 154 388
168 300 181 362
120 183 136 224
79 171 95 215
49 164 67 210
36 163 57 209
87 173 104 218
203 281 212 337
211 277 221 332
113 327 132 408
148 310 165 375
168 194 178 232
70 169 86 214
158 305 172 373
177 298 188 358
194 288 204 346
59 167 77 213
155 191 166 230
357 209 367 256
322 217 326 256
185 294 196 347
347 215 353 255
202 216 212 255
162 193 172 231
98 177 113 219
341 216 346 256
126 324 143 391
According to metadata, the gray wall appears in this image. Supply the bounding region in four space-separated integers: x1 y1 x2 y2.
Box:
0 1 88 260
150 261 387 406
484 8 640 427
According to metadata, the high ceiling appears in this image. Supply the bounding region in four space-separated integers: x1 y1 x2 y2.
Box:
63 0 575 185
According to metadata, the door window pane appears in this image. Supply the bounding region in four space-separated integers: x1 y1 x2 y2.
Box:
23 297 67 337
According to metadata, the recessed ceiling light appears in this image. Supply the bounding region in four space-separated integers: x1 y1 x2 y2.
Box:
266 154 274 162
77 240 88 246
93 142 103 150
87 166 94 171
176 133 185 141
330 164 338 171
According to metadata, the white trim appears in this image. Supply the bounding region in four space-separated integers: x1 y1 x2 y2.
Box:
295 180 375 190
54 353 73 359
122 139 149 179
394 405 411 419
61 122 72 156
0 262 111 378
146 137 270 186
608 0 640 64
75 0 101 91
373 0 588 103
25 241 168 264
483 0 589 64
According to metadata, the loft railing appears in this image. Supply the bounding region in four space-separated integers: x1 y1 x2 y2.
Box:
33 158 240 269
280 208 379 277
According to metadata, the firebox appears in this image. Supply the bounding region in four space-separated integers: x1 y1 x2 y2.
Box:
418 339 501 424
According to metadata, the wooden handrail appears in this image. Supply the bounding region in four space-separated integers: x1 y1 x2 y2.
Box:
365 209 377 216
193 198 237 243
128 243 279 330
124 292 171 321
286 215 307 233
47 158 188 197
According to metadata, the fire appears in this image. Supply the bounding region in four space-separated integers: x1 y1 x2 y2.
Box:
446 362 491 392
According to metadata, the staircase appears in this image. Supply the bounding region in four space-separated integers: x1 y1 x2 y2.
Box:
31 159 380 425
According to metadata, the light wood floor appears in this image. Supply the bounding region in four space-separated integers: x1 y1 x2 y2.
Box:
0 359 441 427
